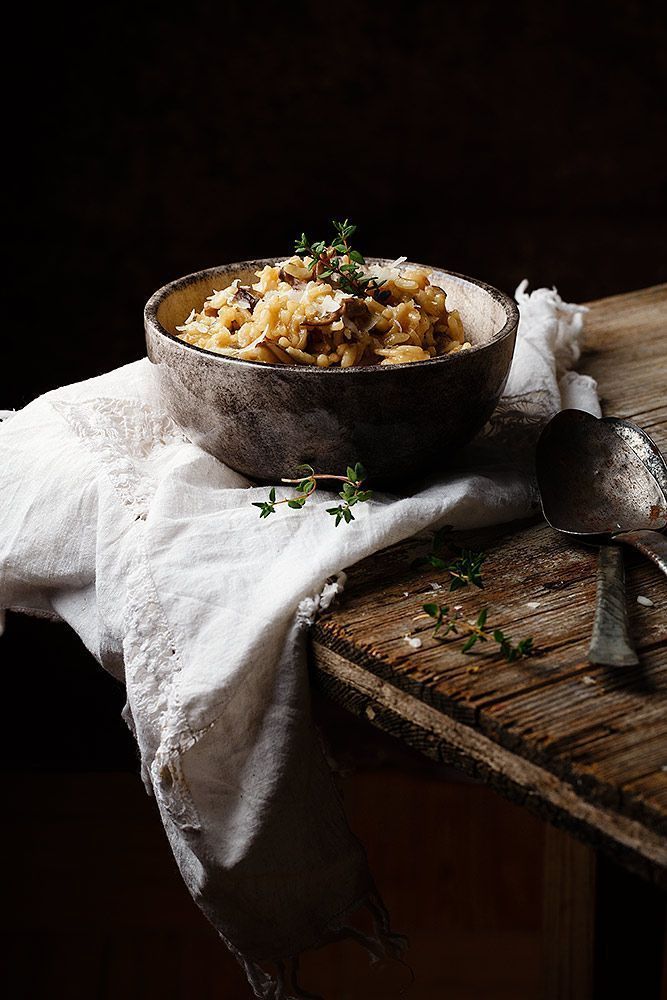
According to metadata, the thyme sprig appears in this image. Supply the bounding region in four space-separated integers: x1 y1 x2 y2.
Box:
422 604 534 661
413 528 486 591
295 220 388 300
252 462 373 526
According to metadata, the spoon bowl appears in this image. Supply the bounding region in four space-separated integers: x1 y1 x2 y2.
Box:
536 409 667 538
536 409 667 667
604 416 667 497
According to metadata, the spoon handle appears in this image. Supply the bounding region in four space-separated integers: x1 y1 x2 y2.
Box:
615 529 667 578
589 545 639 667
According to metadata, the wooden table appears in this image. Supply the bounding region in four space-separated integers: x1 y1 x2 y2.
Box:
310 285 667 998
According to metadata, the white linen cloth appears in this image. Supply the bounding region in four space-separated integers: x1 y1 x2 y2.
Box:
0 283 600 998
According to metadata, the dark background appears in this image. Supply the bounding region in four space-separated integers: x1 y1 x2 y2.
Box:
2 0 666 767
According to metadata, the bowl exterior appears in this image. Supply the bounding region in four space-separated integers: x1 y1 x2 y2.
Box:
145 318 516 483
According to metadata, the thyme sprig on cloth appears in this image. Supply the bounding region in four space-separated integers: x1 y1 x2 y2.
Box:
421 603 534 661
295 220 388 300
252 462 373 526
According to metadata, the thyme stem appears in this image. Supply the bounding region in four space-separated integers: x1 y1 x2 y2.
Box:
422 603 534 662
280 474 361 486
294 220 388 301
252 462 372 525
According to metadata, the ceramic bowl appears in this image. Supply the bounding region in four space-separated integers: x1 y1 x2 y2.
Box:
144 258 519 483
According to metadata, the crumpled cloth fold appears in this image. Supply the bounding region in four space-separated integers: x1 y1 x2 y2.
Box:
0 283 600 998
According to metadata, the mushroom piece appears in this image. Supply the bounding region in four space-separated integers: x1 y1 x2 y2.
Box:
341 298 370 322
341 297 373 332
229 285 259 312
278 268 296 285
278 267 305 287
303 308 343 327
264 342 296 365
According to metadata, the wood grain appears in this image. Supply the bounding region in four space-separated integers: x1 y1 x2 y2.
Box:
311 284 667 886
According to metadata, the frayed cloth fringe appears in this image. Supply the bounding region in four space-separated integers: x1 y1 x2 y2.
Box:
236 891 409 999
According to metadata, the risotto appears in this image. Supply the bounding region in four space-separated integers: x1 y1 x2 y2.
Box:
176 254 470 368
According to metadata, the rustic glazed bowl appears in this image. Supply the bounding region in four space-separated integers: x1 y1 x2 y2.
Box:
144 259 519 483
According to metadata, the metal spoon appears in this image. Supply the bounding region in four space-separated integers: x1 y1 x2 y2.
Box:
536 409 667 665
604 417 667 495
589 419 667 666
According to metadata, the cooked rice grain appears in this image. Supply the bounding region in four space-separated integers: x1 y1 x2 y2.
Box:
176 257 470 367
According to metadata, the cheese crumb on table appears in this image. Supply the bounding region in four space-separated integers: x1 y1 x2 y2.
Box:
403 635 423 649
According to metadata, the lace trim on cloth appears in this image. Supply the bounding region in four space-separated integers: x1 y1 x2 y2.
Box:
123 534 201 827
51 396 199 819
51 396 187 518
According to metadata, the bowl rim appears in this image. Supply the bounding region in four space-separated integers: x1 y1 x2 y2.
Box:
144 257 519 375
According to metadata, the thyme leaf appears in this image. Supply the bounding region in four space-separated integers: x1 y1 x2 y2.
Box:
422 603 534 662
413 533 486 591
295 220 387 300
252 462 373 526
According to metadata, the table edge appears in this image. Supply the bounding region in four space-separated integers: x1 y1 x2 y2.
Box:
311 640 667 888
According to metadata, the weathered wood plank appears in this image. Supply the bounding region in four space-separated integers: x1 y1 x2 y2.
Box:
311 643 667 886
311 285 667 883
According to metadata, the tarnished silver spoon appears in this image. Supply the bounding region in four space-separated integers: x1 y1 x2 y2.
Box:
589 418 667 665
536 409 667 666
